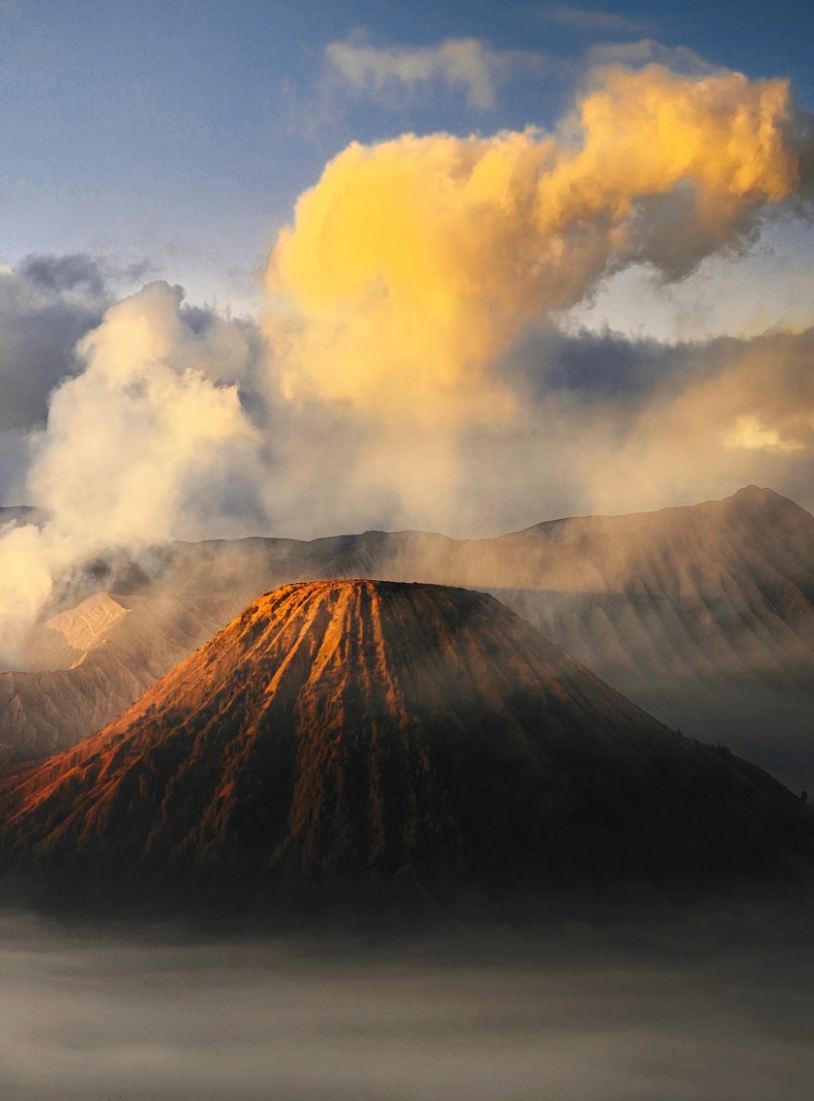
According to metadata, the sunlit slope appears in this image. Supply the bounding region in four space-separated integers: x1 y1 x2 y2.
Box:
0 580 808 915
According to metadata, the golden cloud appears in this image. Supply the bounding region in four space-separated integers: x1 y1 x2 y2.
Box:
266 65 799 423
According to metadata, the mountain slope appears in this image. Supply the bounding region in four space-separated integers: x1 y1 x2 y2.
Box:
254 486 814 789
0 581 808 917
3 486 813 791
0 590 236 762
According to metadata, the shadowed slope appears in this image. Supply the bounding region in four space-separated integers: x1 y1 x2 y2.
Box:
0 581 808 917
481 486 814 789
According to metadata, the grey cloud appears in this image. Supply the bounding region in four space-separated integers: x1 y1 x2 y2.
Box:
788 106 814 201
507 325 813 412
18 252 109 298
505 327 688 403
485 325 814 523
541 5 650 34
0 253 162 435
623 185 765 282
0 429 28 504
325 32 549 111
0 264 104 432
236 323 814 541
0 258 230 439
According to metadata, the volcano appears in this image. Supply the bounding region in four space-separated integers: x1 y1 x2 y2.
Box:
6 487 814 796
0 580 809 917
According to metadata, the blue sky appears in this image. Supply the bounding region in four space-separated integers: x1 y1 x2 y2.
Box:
1 0 813 311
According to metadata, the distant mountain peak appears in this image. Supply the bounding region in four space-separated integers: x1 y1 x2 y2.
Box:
729 484 779 504
45 591 128 657
733 483 769 496
729 483 797 504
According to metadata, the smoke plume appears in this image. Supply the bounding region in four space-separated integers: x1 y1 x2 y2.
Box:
0 282 261 665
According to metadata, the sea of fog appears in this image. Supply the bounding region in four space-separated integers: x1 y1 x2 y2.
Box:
1 908 812 1100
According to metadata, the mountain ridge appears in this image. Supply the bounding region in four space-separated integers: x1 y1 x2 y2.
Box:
2 486 813 791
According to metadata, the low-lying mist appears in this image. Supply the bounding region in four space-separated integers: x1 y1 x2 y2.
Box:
1 908 812 1101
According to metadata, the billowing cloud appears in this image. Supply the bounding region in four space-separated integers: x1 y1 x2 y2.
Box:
325 34 546 110
267 64 799 429
0 282 264 664
28 282 263 545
